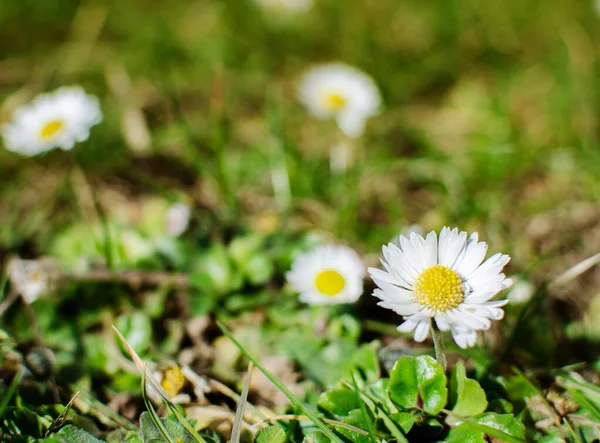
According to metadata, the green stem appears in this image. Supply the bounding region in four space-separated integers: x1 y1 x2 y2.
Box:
431 321 447 371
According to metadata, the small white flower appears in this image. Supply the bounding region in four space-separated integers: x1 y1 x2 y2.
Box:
254 0 313 14
2 86 102 156
298 63 381 138
287 244 365 305
369 227 513 349
6 257 60 304
508 280 535 305
165 203 191 237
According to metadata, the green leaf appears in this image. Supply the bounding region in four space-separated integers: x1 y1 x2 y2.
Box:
388 355 448 415
302 432 330 443
140 411 196 443
451 413 525 443
476 413 525 439
189 244 242 295
538 434 566 443
114 311 153 354
444 423 485 443
255 426 286 443
243 253 274 286
390 411 415 434
450 361 487 417
337 409 371 443
55 425 105 443
318 389 360 417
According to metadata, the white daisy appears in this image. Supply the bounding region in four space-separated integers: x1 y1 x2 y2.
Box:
2 86 102 156
165 203 192 237
298 63 381 138
287 244 365 305
254 0 313 14
369 227 513 349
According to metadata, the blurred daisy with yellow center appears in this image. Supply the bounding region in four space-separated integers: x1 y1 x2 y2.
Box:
369 227 513 349
287 244 365 305
2 86 102 156
298 63 382 138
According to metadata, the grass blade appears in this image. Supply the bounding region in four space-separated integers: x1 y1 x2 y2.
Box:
217 320 344 443
142 366 176 443
350 373 377 443
230 361 253 443
45 391 80 436
0 371 22 420
113 326 208 443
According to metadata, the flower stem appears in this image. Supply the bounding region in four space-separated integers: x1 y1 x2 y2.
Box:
431 320 447 371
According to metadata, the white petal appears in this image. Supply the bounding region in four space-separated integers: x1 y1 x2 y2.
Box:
451 327 477 349
371 281 414 303
423 231 438 268
414 320 431 342
439 228 468 268
382 244 418 284
377 300 421 316
456 234 488 277
397 318 419 332
368 268 398 286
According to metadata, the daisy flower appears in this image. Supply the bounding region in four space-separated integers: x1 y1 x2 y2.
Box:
369 227 513 349
165 203 192 237
287 244 365 305
2 86 102 156
254 0 313 15
298 63 381 138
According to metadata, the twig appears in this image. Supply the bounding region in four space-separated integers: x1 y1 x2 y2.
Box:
69 269 188 288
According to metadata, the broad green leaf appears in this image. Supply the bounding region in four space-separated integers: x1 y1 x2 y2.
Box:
189 244 242 294
140 411 196 443
390 411 415 434
388 355 448 415
444 423 485 443
255 426 286 443
302 431 330 443
387 356 419 409
472 413 525 442
55 425 105 443
106 430 143 443
318 389 359 417
243 253 274 285
337 409 371 443
538 434 566 443
114 311 152 354
450 361 487 417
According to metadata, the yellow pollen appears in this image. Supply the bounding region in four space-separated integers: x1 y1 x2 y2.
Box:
40 120 64 139
413 265 464 312
161 365 186 398
323 92 347 111
315 269 346 296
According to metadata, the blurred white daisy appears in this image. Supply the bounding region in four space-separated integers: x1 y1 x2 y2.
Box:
298 63 381 138
508 279 535 305
165 203 192 237
369 227 513 349
254 0 313 15
287 244 365 305
2 86 102 156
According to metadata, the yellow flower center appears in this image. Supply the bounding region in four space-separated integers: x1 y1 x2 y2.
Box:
315 269 346 296
413 265 464 312
161 365 186 398
322 91 347 112
40 120 64 139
